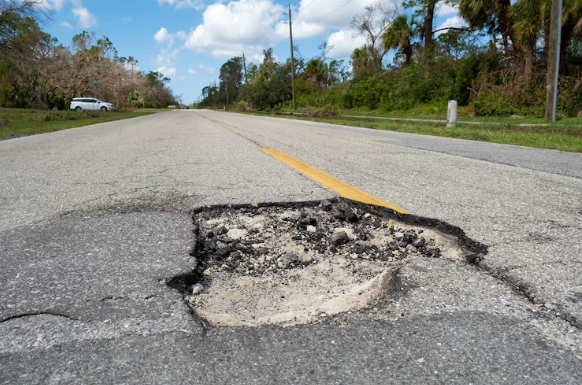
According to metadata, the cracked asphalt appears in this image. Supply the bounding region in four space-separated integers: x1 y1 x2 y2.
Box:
1 110 581 384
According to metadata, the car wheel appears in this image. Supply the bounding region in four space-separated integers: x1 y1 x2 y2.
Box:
100 106 107 112
75 106 82 111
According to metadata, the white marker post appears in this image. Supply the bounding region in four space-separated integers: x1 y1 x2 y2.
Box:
447 100 457 127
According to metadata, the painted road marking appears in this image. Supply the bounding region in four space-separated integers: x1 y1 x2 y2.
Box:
261 148 410 214
209 119 217 123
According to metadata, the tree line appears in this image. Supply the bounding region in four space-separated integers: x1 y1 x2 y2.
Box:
0 0 177 110
199 0 582 117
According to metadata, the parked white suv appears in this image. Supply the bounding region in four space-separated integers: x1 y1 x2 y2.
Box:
70 98 114 112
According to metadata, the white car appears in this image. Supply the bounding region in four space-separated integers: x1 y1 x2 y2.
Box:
70 98 114 112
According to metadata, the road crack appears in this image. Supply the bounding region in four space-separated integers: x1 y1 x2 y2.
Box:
0 311 77 323
477 261 582 329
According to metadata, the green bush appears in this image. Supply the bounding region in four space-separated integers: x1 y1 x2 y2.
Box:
313 104 340 117
472 88 515 116
230 100 251 112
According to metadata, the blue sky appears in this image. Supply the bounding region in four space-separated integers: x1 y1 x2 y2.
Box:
41 0 463 103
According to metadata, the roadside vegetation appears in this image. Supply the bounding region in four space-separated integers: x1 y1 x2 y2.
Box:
0 108 153 140
0 1 178 111
199 0 582 127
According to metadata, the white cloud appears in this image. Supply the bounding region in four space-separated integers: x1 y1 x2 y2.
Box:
60 20 73 28
156 66 177 78
183 0 287 59
327 29 367 58
153 27 181 72
40 0 67 11
154 27 174 45
435 15 468 36
158 0 209 10
293 0 389 36
198 64 216 74
436 3 458 17
121 17 132 22
176 31 187 40
188 68 197 74
72 6 97 28
182 0 397 59
41 0 98 29
154 47 180 66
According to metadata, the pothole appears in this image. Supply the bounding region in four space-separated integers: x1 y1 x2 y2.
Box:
177 199 485 327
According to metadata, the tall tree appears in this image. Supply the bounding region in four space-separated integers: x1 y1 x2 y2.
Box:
423 0 438 50
512 0 545 81
459 0 516 55
351 2 399 71
0 0 51 54
218 57 243 106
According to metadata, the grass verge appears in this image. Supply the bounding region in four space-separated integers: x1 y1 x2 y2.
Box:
341 112 582 126
0 109 154 140
252 113 582 153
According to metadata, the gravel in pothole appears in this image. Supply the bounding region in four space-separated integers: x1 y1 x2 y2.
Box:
186 200 465 327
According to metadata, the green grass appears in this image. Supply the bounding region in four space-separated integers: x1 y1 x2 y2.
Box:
252 113 582 153
342 112 582 126
269 105 582 125
0 108 154 140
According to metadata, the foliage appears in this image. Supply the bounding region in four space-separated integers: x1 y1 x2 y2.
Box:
231 100 251 112
198 0 582 118
0 1 177 110
313 104 340 117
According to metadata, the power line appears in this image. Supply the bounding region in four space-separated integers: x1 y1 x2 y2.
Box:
249 0 301 48
298 0 318 13
310 0 356 25
249 13 285 48
248 0 356 62
246 1 304 61
248 22 286 60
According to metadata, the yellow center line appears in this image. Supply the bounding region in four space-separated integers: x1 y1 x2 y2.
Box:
261 148 410 215
209 119 216 123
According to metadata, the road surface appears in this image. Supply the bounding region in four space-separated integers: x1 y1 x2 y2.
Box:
1 110 581 384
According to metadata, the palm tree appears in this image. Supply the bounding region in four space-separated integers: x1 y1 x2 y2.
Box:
305 58 327 89
560 0 582 70
459 0 515 55
351 45 381 78
327 59 341 86
512 0 545 81
383 14 417 65
513 0 582 79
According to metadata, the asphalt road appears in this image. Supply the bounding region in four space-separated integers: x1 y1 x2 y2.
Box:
1 110 581 384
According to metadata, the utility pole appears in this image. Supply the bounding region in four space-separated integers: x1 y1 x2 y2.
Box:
242 52 248 84
545 0 562 122
288 5 296 110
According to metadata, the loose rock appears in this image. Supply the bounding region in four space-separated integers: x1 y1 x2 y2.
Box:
227 228 248 240
332 202 359 222
279 253 300 269
195 201 447 277
328 231 349 246
191 283 204 295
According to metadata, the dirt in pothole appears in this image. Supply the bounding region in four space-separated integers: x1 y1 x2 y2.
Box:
185 200 472 327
